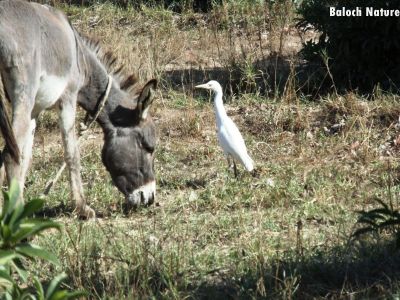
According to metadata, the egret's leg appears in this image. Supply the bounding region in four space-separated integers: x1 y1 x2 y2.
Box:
233 160 238 178
226 156 232 168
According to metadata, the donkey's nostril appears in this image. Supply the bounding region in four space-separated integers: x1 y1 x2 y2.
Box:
148 192 155 205
127 181 156 206
140 191 145 204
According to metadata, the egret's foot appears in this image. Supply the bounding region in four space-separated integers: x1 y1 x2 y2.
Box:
251 168 260 178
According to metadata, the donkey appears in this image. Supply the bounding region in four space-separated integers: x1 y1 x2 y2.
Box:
0 0 157 218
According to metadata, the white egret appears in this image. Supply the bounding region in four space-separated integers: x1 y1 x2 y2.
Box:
195 80 254 177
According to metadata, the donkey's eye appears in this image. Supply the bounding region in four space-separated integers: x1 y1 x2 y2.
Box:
147 146 155 153
141 133 155 153
142 142 154 153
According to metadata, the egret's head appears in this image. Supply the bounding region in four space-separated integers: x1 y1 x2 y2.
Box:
195 80 223 94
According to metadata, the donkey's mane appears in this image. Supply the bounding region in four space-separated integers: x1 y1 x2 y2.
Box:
79 33 140 94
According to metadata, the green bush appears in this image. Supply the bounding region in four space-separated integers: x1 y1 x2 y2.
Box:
0 180 86 300
297 0 400 92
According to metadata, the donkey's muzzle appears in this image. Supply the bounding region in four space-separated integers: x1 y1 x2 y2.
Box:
126 180 156 206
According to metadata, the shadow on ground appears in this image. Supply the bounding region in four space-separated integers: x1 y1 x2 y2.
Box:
163 52 400 99
184 237 400 299
34 199 155 219
34 202 75 218
163 54 332 100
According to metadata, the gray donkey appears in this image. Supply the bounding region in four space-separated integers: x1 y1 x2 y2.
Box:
0 0 158 218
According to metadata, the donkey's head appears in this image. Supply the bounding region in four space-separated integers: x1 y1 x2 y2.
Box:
102 79 157 207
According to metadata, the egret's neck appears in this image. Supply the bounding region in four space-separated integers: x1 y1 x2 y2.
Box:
213 90 227 126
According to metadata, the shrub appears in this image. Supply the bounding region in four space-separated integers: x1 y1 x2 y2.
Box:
354 198 400 238
0 180 86 300
297 0 400 92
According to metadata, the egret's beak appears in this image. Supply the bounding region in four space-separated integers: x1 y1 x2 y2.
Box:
195 83 209 89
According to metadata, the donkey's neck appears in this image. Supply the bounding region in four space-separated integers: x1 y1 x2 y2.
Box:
77 50 124 132
77 49 110 110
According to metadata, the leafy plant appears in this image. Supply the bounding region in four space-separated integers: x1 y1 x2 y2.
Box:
0 180 86 300
353 198 400 246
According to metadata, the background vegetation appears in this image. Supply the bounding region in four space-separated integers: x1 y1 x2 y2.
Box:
298 0 400 92
5 0 400 298
38 0 216 11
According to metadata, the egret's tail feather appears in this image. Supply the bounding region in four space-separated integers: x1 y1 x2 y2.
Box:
241 154 254 172
244 161 254 172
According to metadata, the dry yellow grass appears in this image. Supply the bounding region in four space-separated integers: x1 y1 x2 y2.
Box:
14 1 400 299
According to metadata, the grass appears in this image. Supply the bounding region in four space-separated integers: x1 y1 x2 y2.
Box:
11 1 400 299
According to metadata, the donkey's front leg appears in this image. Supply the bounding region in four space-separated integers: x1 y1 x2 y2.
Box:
58 97 95 218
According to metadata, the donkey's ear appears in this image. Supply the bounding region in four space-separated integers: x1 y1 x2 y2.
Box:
137 79 157 120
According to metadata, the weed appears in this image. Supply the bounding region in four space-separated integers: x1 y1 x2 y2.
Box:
0 180 85 299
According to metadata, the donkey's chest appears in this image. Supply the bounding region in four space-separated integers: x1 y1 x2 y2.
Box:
34 74 68 116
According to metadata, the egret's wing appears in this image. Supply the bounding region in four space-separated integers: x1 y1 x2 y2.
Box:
218 117 254 171
218 118 247 154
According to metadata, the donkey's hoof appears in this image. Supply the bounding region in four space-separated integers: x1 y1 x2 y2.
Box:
75 206 96 219
84 206 96 219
